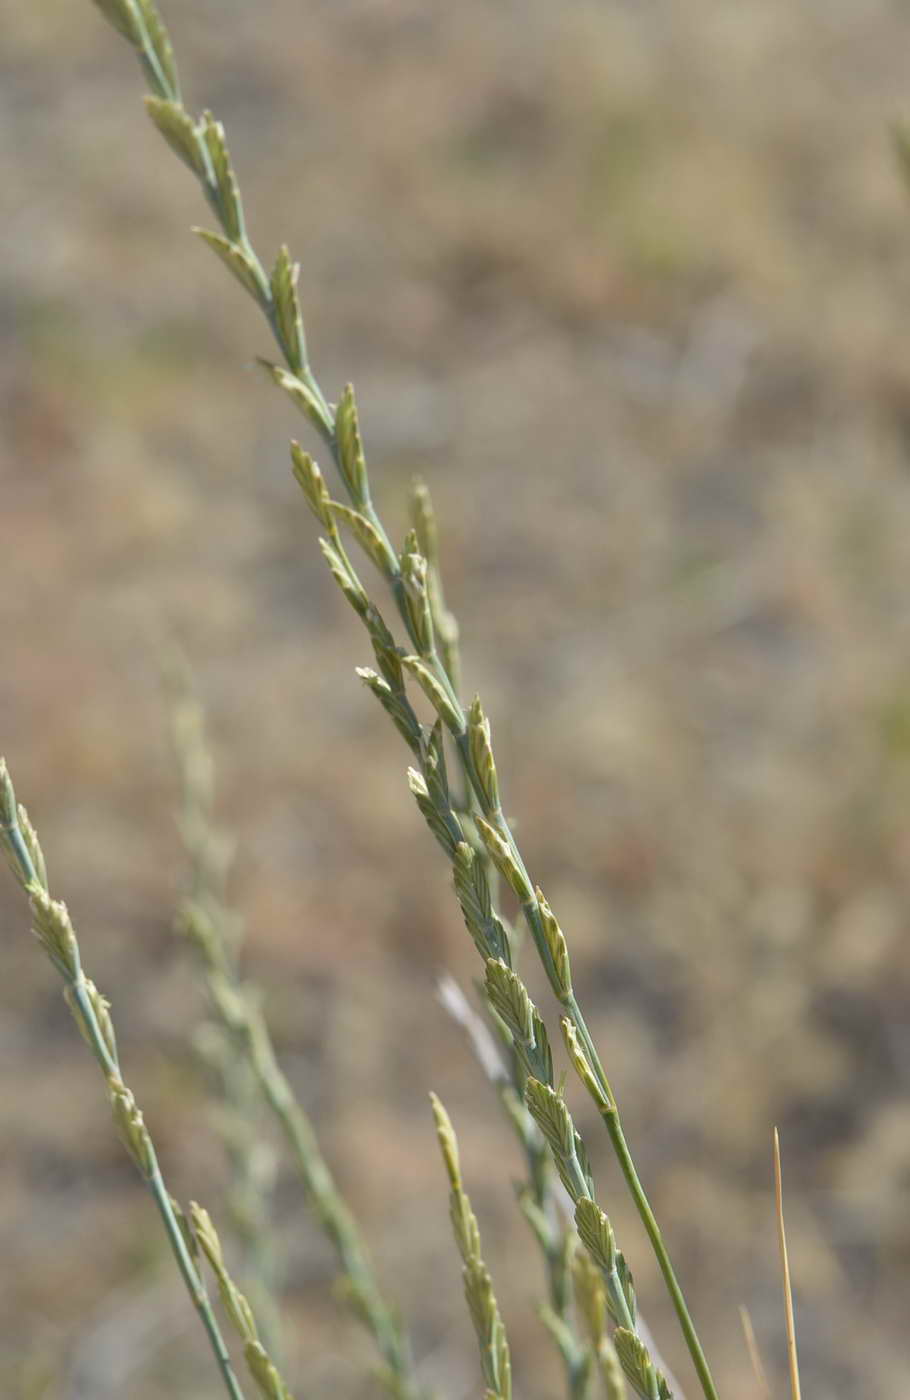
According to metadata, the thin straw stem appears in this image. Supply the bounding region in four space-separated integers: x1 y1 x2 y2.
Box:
773 1129 801 1400
737 1306 770 1400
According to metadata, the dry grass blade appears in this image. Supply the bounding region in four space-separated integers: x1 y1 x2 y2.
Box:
737 1306 769 1400
170 673 281 1355
773 1129 802 1400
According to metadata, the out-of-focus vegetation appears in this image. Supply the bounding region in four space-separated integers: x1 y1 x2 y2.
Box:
3 2 910 1396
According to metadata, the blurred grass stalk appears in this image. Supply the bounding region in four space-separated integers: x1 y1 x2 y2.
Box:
77 1 720 1396
169 665 431 1400
169 665 282 1361
0 760 251 1400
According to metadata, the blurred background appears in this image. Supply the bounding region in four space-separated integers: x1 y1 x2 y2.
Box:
3 0 910 1395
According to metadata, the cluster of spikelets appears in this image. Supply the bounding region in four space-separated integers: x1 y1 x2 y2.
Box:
2 3 807 1399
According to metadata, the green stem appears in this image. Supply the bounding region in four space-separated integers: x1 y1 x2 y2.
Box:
1 793 248 1400
74 975 247 1400
150 1164 247 1399
565 994 718 1400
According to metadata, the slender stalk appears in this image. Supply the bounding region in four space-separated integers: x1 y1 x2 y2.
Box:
171 683 282 1358
596 1099 714 1400
773 1130 802 1400
737 1306 769 1400
170 682 430 1399
561 994 716 1399
0 760 248 1400
241 1002 424 1393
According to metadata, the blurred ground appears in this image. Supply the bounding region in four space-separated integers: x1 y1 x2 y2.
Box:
3 0 910 1396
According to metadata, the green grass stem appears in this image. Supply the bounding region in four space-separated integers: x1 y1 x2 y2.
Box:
0 759 249 1400
169 680 430 1400
565 996 719 1400
170 676 283 1359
